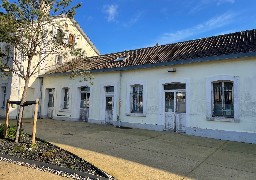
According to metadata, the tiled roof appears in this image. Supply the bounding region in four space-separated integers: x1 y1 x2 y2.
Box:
47 29 256 74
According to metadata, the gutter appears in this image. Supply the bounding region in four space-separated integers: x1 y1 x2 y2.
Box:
40 51 256 77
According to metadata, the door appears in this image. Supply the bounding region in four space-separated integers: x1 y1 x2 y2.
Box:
164 83 186 132
47 89 54 119
105 95 114 124
104 86 114 124
80 87 90 122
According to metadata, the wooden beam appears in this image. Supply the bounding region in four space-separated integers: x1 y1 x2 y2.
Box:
32 99 39 145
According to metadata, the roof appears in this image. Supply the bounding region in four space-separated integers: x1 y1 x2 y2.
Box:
46 29 256 75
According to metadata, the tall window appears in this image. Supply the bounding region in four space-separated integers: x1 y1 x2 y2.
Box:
63 88 69 109
130 85 143 113
68 34 75 46
56 29 64 44
48 89 54 107
1 86 6 108
212 81 234 117
80 87 90 108
56 55 63 65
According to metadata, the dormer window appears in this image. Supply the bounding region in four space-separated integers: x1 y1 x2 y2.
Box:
114 56 129 62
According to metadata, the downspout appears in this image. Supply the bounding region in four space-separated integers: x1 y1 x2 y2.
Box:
117 70 123 127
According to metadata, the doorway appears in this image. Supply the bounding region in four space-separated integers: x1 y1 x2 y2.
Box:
47 88 54 119
164 83 186 132
80 86 90 122
105 86 114 124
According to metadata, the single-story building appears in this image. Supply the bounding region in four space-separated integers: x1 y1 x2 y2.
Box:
40 29 256 143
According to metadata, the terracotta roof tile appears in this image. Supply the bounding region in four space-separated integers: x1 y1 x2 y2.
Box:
47 29 256 74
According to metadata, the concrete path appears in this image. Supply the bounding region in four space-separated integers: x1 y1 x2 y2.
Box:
2 119 256 180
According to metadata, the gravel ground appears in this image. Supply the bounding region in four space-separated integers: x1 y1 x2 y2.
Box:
0 132 113 179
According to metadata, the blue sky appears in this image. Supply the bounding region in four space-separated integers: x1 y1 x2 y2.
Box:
73 0 256 55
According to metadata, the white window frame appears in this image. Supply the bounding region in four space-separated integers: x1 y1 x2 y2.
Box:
126 81 147 116
80 86 90 109
206 75 240 122
100 82 118 121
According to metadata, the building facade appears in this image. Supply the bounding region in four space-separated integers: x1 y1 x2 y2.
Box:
40 29 256 143
0 16 99 119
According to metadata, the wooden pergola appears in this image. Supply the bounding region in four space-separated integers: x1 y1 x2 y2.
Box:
4 99 39 145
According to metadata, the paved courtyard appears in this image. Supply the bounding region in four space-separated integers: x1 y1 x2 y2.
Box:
1 118 256 180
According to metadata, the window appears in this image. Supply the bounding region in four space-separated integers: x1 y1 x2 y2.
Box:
56 55 63 65
56 29 64 44
206 75 239 122
80 87 90 108
48 89 54 107
105 86 114 93
63 88 69 109
68 34 75 46
212 81 234 118
1 86 6 108
130 85 143 113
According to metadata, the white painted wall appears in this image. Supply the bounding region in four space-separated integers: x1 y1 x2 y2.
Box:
41 57 256 134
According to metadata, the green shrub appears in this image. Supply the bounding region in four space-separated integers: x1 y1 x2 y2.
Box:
0 124 23 140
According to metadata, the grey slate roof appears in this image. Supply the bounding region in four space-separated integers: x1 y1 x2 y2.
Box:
47 29 256 74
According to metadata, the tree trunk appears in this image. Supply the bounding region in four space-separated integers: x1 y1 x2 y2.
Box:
15 78 30 143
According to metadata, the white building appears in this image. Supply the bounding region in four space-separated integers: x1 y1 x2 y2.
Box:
0 16 99 119
38 29 256 144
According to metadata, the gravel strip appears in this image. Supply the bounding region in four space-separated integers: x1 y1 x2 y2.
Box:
0 133 114 180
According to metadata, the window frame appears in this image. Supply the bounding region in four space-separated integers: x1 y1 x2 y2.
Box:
206 75 240 122
80 86 90 109
47 88 55 108
212 81 234 118
126 81 147 116
62 87 69 109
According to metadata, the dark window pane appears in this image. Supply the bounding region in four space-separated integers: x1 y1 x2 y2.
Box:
105 86 114 92
165 92 174 112
164 83 186 90
131 85 143 113
212 81 234 118
81 86 90 92
106 97 113 110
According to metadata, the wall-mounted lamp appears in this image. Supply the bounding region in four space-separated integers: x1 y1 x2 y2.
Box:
167 68 176 72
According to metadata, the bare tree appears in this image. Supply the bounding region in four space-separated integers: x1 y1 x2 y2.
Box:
0 0 84 143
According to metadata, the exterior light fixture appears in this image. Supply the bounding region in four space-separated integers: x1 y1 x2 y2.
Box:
167 68 176 72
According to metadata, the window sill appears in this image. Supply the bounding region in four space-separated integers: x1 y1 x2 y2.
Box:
126 113 146 117
207 117 235 122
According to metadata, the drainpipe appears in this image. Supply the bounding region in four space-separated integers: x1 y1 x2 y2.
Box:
117 70 123 127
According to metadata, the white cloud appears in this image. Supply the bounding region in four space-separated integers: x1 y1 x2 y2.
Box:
154 12 236 45
103 4 118 22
